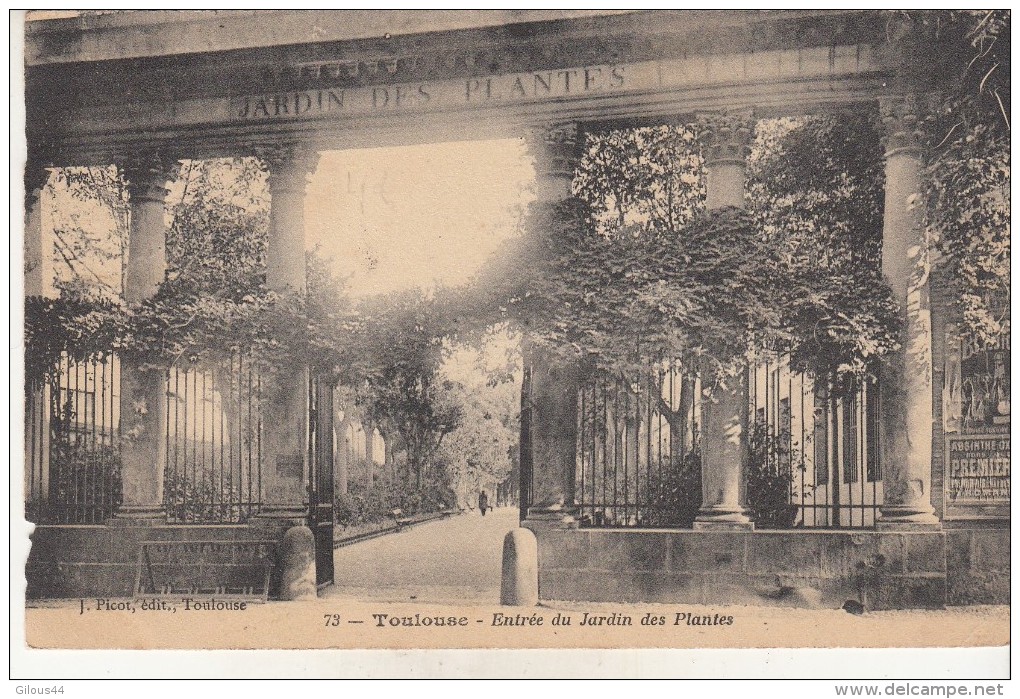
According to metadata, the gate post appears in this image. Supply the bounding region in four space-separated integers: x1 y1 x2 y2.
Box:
250 143 322 598
875 95 940 529
693 111 755 530
521 122 583 527
24 161 52 519
253 143 320 526
114 153 180 523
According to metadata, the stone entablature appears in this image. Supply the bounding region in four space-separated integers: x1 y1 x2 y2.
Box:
27 10 892 166
25 10 636 66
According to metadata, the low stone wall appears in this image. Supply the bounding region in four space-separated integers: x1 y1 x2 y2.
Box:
946 526 1010 605
26 523 285 599
531 528 972 610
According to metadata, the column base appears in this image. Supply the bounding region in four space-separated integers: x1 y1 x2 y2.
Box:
694 506 754 531
110 506 167 526
523 499 578 529
254 505 309 528
877 505 941 531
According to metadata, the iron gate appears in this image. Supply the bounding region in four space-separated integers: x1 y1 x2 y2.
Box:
308 374 335 588
518 365 534 520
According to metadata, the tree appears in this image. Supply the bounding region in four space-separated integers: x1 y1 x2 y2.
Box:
747 113 898 389
345 288 462 488
165 157 270 296
435 340 521 507
46 166 129 297
574 125 704 236
434 379 517 508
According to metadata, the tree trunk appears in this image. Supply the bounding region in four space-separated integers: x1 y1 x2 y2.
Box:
364 418 375 486
654 371 696 464
383 433 395 484
334 408 351 496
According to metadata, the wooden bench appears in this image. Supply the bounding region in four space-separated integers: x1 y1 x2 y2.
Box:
390 508 413 530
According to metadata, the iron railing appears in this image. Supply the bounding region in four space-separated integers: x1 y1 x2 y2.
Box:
163 354 264 523
750 359 882 528
25 353 122 524
575 367 702 528
25 352 265 525
572 360 883 530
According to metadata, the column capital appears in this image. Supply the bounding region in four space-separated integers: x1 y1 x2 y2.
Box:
525 122 582 184
255 143 320 195
696 109 754 167
878 94 927 158
121 153 182 205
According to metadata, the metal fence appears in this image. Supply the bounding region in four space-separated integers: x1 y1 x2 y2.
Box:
25 353 122 524
163 354 264 523
25 352 265 525
750 359 882 528
573 361 883 530
575 367 702 528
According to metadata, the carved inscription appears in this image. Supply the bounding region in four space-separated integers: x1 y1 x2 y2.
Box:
463 65 625 102
236 89 347 119
233 64 633 121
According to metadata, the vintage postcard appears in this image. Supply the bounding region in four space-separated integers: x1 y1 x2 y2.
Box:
13 9 1010 679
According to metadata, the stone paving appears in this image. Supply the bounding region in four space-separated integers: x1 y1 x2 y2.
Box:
325 506 519 604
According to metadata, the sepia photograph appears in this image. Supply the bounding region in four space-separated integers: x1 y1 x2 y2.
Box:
12 8 1010 681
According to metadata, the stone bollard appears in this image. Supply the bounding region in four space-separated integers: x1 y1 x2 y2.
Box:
500 528 539 606
279 525 318 601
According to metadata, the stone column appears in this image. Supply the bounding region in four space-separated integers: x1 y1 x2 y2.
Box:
698 111 752 210
876 96 940 529
115 154 179 522
24 162 52 515
694 111 754 530
522 123 583 526
24 163 51 298
255 144 320 524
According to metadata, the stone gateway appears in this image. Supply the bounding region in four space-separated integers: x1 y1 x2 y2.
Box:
22 10 1008 609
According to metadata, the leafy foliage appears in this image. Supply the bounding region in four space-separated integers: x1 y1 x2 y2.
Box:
747 115 899 388
574 125 705 235
343 289 464 486
744 418 803 529
907 10 1011 346
434 370 518 508
335 469 456 528
46 166 130 296
481 118 903 392
644 448 702 528
45 440 122 524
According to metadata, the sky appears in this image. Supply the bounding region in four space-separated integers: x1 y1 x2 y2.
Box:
306 138 535 298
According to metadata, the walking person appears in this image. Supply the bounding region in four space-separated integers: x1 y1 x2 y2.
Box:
478 490 489 516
